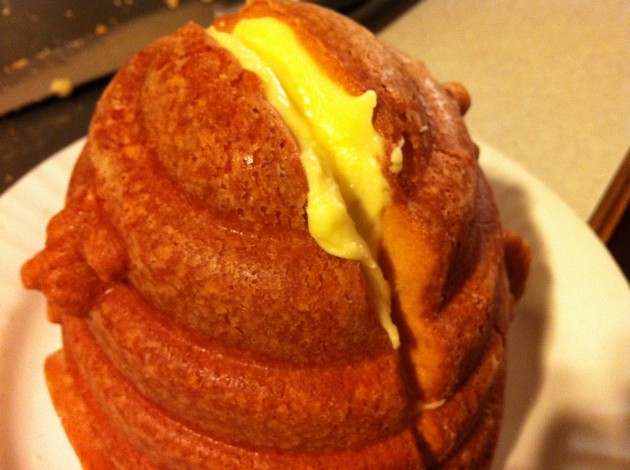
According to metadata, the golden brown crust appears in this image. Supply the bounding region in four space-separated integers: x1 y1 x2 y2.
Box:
85 283 409 451
45 351 155 469
24 1 531 468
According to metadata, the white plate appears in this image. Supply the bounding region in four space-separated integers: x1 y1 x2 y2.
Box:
1 139 628 469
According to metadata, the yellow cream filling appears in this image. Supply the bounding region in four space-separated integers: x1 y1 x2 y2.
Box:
209 18 400 348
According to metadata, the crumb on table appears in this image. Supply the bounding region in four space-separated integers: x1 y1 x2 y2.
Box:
50 78 74 98
95 24 109 36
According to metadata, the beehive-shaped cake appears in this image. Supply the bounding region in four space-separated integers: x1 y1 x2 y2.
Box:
22 1 530 468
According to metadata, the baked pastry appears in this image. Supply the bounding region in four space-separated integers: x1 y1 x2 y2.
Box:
22 1 530 468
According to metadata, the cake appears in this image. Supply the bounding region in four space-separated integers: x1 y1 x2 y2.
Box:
21 1 530 468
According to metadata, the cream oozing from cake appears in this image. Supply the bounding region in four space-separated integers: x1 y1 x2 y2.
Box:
210 17 400 348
